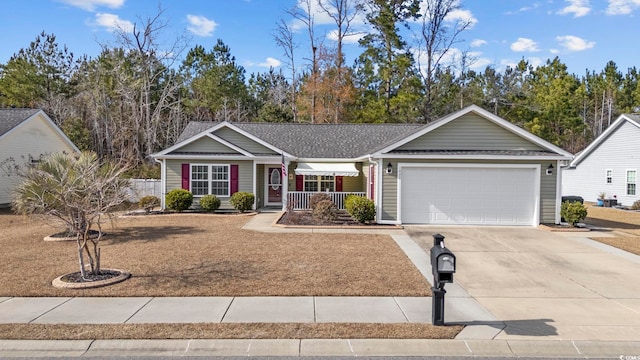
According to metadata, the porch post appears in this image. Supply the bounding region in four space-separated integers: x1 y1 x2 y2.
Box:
282 160 288 211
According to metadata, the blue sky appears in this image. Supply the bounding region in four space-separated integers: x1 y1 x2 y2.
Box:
1 0 639 77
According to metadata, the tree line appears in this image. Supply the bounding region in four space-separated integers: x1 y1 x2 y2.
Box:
1 1 638 172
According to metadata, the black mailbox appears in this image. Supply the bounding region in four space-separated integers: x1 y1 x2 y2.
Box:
431 246 456 284
430 233 456 326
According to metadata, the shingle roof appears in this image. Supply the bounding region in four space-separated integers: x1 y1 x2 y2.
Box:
176 121 425 159
0 108 40 137
389 149 560 156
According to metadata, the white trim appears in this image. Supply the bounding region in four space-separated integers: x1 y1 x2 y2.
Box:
571 114 640 167
223 122 294 158
396 163 541 226
190 163 231 197
373 154 571 161
153 154 273 161
160 159 166 209
264 164 284 206
373 105 573 159
626 169 637 196
556 160 562 224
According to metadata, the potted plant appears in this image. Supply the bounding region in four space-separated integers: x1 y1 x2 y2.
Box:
597 192 606 206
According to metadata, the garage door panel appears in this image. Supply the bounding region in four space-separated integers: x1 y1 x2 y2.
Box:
400 166 536 225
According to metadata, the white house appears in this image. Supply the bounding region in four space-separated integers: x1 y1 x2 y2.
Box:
0 109 79 206
562 113 640 206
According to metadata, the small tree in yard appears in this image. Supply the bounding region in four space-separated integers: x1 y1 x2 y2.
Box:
561 201 588 227
12 152 130 280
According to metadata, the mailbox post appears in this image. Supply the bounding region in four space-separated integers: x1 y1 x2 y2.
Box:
430 233 456 326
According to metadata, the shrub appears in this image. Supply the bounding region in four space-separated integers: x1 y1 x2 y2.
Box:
345 196 376 224
313 199 338 221
309 192 332 210
165 189 193 212
139 195 160 213
632 200 640 211
230 192 255 212
561 201 588 227
199 194 221 212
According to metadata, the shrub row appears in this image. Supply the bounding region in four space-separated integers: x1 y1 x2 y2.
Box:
164 189 254 213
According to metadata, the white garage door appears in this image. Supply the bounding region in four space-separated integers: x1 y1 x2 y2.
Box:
400 165 538 225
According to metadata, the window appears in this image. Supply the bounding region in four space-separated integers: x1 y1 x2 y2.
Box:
191 164 229 196
303 175 334 192
627 170 637 196
606 169 612 184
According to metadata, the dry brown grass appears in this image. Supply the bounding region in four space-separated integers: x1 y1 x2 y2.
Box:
0 323 462 340
0 210 430 297
584 204 640 255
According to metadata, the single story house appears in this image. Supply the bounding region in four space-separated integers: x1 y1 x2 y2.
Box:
562 113 640 206
0 108 79 206
152 105 573 226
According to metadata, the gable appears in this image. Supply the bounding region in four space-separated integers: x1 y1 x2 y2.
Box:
573 120 640 167
170 136 241 155
397 112 544 151
0 112 77 155
213 127 277 155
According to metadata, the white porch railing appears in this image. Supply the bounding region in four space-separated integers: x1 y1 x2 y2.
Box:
287 191 366 210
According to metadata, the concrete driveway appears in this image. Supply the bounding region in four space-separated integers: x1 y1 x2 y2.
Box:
405 226 640 341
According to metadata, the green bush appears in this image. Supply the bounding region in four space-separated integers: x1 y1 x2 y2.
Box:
199 194 221 212
138 195 160 213
313 199 338 221
230 192 255 212
309 192 332 210
345 196 376 224
632 200 640 210
561 201 588 226
165 189 193 212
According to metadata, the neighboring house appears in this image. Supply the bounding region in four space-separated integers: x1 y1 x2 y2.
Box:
562 113 640 206
152 105 573 226
0 109 79 206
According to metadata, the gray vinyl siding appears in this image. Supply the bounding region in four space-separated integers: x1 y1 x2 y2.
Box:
398 113 544 151
381 159 558 224
176 136 240 154
562 121 640 206
213 127 277 155
165 159 254 210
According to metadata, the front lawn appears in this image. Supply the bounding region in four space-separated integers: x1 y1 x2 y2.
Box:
585 205 640 256
0 211 430 297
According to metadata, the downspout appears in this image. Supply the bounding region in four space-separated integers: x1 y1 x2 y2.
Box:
153 157 166 210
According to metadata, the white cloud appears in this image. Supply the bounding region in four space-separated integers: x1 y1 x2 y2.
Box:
606 0 640 14
186 15 217 37
557 0 591 17
556 35 595 51
58 0 123 11
510 38 540 52
246 57 282 68
93 13 133 33
260 57 282 67
470 39 487 47
446 9 478 28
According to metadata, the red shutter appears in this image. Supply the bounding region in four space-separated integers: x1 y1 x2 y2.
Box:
296 175 304 191
335 176 343 192
230 164 239 194
181 164 190 190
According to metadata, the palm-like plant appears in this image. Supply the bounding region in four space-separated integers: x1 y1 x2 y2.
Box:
12 152 130 279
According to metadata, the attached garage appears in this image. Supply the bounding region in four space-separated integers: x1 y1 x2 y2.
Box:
399 164 540 226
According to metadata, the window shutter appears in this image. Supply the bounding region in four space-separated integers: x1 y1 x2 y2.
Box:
230 164 239 194
296 175 304 191
181 164 190 190
335 176 343 192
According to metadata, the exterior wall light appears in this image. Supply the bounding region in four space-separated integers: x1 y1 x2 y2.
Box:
386 162 393 174
546 163 554 175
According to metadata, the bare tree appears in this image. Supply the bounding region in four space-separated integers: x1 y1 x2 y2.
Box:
417 0 473 121
275 19 299 122
317 0 362 122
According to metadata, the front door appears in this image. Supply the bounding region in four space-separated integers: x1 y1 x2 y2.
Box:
265 166 283 205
